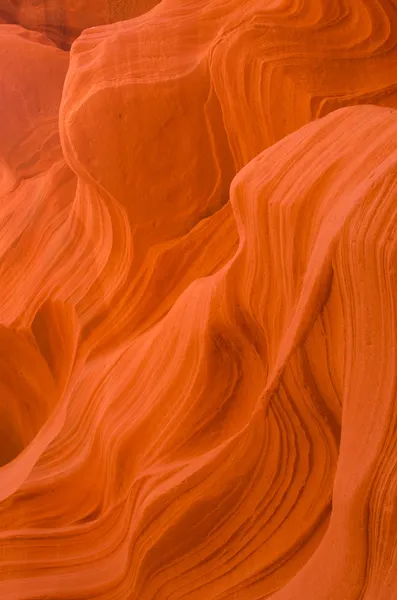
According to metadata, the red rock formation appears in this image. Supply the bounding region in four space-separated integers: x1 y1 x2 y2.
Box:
0 0 160 47
1 1 397 599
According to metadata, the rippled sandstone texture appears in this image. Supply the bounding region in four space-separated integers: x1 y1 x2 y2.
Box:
1 1 397 599
0 0 160 47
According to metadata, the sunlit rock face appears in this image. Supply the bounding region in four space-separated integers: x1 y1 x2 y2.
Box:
1 1 397 599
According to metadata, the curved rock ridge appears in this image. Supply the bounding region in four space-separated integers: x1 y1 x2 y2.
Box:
58 0 397 356
61 0 397 190
2 1 397 599
0 0 160 48
3 97 397 596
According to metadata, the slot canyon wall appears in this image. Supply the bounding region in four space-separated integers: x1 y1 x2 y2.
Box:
1 0 397 598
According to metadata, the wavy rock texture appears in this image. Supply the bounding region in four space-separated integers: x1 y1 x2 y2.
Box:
0 0 160 47
1 1 397 599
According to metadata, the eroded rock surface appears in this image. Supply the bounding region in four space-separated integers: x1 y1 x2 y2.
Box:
1 1 397 598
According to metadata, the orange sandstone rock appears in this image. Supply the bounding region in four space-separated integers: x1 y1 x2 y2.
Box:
1 1 397 599
0 0 160 47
